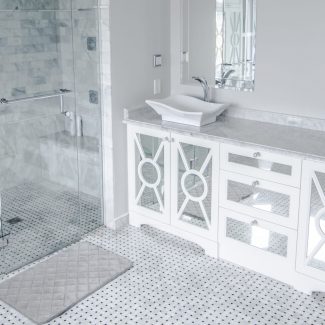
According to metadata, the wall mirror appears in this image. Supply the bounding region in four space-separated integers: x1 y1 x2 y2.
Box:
181 0 256 92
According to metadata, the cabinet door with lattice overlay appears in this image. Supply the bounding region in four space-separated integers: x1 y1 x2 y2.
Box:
127 125 171 224
297 160 325 282
170 133 219 240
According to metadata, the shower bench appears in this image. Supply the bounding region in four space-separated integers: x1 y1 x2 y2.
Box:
40 131 101 198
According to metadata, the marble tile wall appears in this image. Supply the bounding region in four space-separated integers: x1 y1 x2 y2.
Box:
0 99 66 192
98 5 114 225
72 8 102 140
40 131 101 197
0 10 62 99
0 0 70 11
0 0 105 203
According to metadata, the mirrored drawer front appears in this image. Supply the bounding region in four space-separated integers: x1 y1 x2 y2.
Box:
220 144 301 187
226 217 288 257
219 208 297 276
220 171 300 229
227 180 290 218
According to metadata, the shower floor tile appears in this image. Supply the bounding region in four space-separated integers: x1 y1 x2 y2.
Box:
0 181 102 274
1 225 325 324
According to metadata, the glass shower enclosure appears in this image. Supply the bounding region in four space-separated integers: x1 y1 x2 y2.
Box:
0 1 104 274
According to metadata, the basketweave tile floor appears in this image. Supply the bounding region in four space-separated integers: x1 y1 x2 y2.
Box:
0 181 102 274
1 225 325 325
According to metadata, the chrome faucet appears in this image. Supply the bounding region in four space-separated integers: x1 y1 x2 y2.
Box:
192 77 210 102
223 69 235 80
216 70 236 87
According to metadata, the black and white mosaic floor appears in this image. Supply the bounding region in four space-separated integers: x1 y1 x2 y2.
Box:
1 224 325 324
0 182 102 274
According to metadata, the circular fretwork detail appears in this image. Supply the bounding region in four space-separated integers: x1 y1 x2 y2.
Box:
181 170 208 203
315 207 325 238
138 159 161 189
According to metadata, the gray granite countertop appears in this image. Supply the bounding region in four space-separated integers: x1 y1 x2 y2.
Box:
124 106 325 162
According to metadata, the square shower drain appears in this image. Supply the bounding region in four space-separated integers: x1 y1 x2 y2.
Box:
6 217 23 225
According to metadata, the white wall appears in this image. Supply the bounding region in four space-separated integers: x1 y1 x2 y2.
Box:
110 0 170 220
183 0 216 85
171 0 325 119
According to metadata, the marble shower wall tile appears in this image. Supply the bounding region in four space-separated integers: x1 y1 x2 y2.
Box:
0 10 62 99
72 0 99 10
0 0 106 206
0 97 60 126
0 114 65 192
0 0 71 11
72 8 101 139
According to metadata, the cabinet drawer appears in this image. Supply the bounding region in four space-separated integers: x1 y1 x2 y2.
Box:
220 171 300 229
220 144 302 187
219 208 297 284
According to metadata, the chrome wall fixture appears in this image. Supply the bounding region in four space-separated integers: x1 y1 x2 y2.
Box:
0 89 72 106
0 89 72 116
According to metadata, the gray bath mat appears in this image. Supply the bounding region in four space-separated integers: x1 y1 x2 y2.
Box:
0 241 133 324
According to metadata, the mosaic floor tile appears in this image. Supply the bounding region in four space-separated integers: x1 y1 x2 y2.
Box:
0 181 102 274
1 224 325 324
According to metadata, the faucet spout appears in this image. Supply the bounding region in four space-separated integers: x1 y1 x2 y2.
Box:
192 77 210 102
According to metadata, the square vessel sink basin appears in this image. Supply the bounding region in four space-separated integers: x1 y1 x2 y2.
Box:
146 95 227 127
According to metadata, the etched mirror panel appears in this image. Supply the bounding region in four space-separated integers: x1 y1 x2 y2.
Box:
228 153 292 176
134 134 165 213
181 0 256 91
177 143 212 230
227 180 290 218
306 171 325 271
226 217 288 257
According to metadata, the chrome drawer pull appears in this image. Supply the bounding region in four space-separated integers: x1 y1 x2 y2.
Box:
252 180 259 187
253 152 261 158
251 220 258 226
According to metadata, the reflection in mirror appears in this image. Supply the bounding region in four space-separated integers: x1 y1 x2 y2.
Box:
226 218 288 257
181 0 256 92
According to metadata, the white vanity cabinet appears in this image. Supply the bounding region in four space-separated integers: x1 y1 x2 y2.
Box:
297 161 325 282
126 122 325 293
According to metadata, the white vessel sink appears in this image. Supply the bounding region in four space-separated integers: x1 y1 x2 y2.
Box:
146 95 227 127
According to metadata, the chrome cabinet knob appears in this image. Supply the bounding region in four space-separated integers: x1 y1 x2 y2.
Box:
252 180 259 187
253 152 261 158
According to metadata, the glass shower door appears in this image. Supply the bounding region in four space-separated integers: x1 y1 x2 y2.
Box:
0 0 103 274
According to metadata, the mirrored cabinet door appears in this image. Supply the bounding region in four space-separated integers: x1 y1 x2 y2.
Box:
127 125 171 224
297 161 325 281
170 134 219 240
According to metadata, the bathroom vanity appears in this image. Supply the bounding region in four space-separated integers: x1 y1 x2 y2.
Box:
124 106 325 294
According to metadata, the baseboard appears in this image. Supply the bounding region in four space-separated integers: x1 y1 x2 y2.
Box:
129 211 219 258
107 213 129 230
